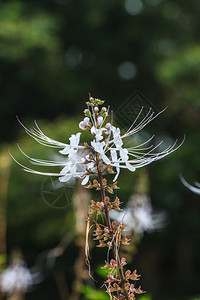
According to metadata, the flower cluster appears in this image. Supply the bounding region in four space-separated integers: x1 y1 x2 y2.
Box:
93 220 130 248
11 96 185 186
110 193 166 237
0 258 32 294
88 178 142 299
103 257 144 300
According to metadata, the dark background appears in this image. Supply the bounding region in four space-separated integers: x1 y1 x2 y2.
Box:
0 0 200 299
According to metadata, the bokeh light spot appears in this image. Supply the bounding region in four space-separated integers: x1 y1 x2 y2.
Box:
163 2 181 20
64 46 83 68
157 39 175 55
124 0 144 16
145 0 163 5
118 61 137 80
64 47 95 69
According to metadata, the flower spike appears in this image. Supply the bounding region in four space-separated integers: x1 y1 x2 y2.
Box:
11 95 185 300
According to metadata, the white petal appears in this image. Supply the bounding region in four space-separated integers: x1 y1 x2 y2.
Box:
97 116 103 125
106 122 111 129
114 139 123 149
102 154 110 164
59 146 70 155
111 149 118 162
69 132 81 147
126 162 136 172
120 148 129 161
91 126 96 135
96 134 104 141
91 141 105 153
68 151 78 162
105 122 111 135
79 121 86 130
60 164 70 175
59 174 72 182
113 167 120 181
71 164 77 174
81 175 89 185
87 162 94 169
84 117 90 126
112 127 121 138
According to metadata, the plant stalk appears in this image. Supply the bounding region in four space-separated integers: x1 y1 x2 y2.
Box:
96 164 129 300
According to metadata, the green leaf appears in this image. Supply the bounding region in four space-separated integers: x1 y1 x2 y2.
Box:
139 295 152 300
81 285 109 300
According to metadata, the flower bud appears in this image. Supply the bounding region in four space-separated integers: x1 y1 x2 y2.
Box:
84 109 90 117
98 162 103 170
105 122 111 135
97 116 103 125
84 117 90 126
104 196 110 204
79 120 86 130
88 152 94 160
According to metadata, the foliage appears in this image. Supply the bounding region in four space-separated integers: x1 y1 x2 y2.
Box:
81 285 109 300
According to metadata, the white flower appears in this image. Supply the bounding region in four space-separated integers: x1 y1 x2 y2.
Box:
110 149 120 181
79 117 90 130
79 121 86 130
179 174 200 195
110 194 166 236
11 97 185 186
97 116 103 125
119 148 136 172
111 126 123 149
105 122 112 135
60 132 81 155
91 141 110 164
9 123 89 186
91 126 106 141
0 259 32 294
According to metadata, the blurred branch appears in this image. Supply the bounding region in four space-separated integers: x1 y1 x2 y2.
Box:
70 180 91 300
0 153 10 300
0 153 10 259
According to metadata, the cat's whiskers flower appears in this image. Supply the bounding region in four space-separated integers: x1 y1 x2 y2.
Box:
11 96 184 186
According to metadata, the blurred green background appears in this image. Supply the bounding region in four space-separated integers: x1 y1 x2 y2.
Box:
0 0 200 299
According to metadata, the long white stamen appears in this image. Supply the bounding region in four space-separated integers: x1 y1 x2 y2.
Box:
122 106 168 139
125 106 145 134
91 104 97 128
124 108 154 137
16 116 68 148
16 144 69 166
9 149 61 176
127 134 155 149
